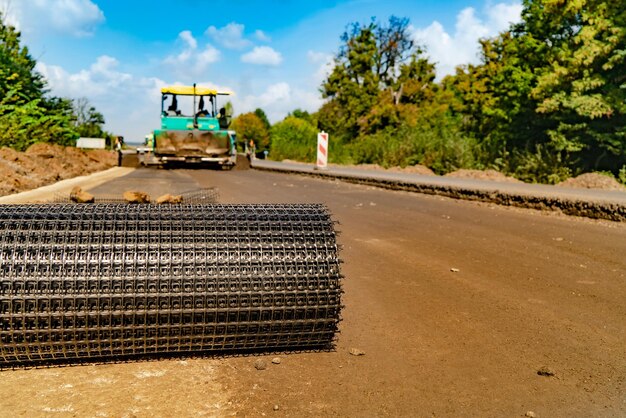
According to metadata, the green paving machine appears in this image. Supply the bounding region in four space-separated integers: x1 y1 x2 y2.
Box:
140 84 237 167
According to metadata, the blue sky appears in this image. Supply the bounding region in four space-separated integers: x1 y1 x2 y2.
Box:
1 0 522 142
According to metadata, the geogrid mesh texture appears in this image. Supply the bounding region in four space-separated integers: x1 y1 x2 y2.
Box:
53 188 219 204
0 204 342 366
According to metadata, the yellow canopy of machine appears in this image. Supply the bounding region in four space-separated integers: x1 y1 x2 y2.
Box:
161 86 232 96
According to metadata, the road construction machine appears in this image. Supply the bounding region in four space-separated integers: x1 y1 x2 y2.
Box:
138 84 237 167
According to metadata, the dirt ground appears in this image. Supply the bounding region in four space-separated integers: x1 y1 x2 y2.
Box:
1 168 625 417
445 168 522 183
344 163 436 176
558 172 626 191
0 143 115 196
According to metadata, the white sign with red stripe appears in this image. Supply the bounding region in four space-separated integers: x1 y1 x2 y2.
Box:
316 131 329 169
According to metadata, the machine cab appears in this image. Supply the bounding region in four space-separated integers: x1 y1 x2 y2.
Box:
160 85 231 131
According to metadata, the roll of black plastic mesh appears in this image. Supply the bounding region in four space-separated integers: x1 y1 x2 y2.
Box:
0 204 342 366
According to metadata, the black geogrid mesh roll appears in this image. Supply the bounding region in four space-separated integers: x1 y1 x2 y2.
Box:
0 204 342 366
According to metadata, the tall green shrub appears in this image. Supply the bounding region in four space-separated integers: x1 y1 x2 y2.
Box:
348 116 475 174
0 89 77 150
269 116 318 162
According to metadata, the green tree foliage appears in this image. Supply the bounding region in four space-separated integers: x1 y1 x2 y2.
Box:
0 13 82 150
528 0 626 175
312 1 626 182
287 109 314 125
445 0 626 182
347 117 475 174
315 15 469 170
223 101 234 118
270 116 318 162
254 108 271 131
230 112 270 150
0 15 45 104
0 89 77 150
322 16 417 139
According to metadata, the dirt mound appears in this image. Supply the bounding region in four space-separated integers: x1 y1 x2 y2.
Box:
445 169 522 183
558 173 626 191
0 143 116 197
392 164 435 176
345 163 435 176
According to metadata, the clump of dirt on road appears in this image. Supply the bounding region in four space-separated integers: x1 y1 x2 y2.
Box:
123 191 151 204
156 193 183 204
70 186 95 203
558 173 626 191
445 169 522 183
0 143 116 197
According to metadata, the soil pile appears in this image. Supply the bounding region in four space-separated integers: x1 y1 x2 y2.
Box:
445 169 522 183
0 143 116 196
350 163 435 176
392 164 435 175
558 173 626 191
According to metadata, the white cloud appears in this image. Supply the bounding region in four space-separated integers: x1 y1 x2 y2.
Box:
233 82 322 123
164 31 221 77
38 55 131 96
195 45 221 68
241 46 283 66
37 56 167 141
307 51 329 64
178 30 197 50
412 1 522 78
0 0 104 37
307 50 335 84
206 22 251 49
486 2 525 31
254 29 271 42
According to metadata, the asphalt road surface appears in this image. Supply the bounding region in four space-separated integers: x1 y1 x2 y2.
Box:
1 167 624 417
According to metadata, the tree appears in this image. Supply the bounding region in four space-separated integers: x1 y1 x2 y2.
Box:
318 15 471 171
72 97 107 138
359 50 441 134
0 90 77 150
223 101 234 118
0 13 45 105
286 108 314 125
527 0 626 173
230 112 270 150
445 0 626 182
322 16 417 139
254 108 271 131
0 12 80 150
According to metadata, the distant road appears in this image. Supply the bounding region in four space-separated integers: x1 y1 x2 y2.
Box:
2 167 624 417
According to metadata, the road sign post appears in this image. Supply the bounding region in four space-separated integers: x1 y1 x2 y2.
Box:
316 131 329 170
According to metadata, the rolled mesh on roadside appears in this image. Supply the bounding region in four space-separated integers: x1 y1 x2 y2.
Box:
0 204 342 366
